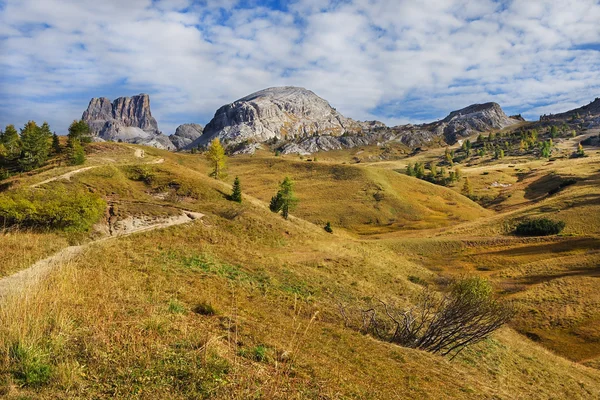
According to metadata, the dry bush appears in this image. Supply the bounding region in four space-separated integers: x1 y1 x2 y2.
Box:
343 277 514 359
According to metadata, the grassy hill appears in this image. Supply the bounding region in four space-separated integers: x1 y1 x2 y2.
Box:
1 142 600 398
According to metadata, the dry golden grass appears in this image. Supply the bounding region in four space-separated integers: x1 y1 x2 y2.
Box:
0 231 69 278
2 141 600 398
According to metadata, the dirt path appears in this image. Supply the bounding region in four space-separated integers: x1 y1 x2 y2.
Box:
30 148 164 188
0 211 203 300
30 166 97 188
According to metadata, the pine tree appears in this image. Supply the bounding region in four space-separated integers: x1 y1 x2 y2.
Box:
206 138 226 179
577 143 585 157
231 176 242 203
269 177 298 219
68 120 92 143
19 121 51 171
405 163 414 176
67 137 86 165
52 133 61 154
324 222 333 233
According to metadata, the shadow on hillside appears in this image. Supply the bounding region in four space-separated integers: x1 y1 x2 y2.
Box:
524 173 579 200
477 237 600 257
515 265 600 285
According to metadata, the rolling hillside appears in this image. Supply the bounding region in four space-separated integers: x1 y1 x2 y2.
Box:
1 142 600 398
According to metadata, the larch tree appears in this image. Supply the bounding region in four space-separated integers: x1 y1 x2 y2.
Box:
206 138 226 180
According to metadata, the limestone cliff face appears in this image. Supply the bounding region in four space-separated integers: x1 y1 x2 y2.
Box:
82 94 174 150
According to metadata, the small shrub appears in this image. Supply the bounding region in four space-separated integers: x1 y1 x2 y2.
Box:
373 191 385 201
515 218 565 236
193 301 217 316
408 275 428 286
355 277 514 358
324 221 333 233
128 165 155 184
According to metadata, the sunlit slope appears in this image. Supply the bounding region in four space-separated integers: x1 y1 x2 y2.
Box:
228 157 490 234
2 156 599 398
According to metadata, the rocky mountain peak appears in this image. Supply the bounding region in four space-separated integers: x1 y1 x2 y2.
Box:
190 86 364 149
81 94 173 150
436 102 521 143
169 123 204 150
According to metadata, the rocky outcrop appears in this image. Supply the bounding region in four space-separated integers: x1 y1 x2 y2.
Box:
82 94 174 150
169 123 203 150
189 86 392 153
435 102 522 144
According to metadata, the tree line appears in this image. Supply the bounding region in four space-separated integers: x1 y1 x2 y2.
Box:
0 120 92 179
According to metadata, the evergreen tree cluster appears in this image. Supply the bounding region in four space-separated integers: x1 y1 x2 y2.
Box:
0 119 92 179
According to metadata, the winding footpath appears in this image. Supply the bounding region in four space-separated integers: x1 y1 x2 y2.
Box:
0 211 203 300
1 148 186 300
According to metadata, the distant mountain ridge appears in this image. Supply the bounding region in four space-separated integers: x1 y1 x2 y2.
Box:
540 98 600 129
80 88 536 154
185 87 522 154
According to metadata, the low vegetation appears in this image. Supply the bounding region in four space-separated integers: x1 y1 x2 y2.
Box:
355 277 514 358
0 184 105 231
0 140 599 398
515 218 566 236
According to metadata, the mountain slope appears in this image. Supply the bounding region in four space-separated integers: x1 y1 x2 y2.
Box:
1 143 599 398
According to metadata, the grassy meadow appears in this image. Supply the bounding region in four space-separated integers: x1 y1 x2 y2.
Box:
1 138 600 398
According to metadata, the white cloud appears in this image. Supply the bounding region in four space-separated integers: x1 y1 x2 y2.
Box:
0 0 599 135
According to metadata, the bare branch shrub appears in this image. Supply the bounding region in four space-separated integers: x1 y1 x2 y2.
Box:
344 277 514 358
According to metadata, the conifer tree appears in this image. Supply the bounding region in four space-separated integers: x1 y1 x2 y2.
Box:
206 138 226 179
67 136 86 165
405 163 414 176
68 120 92 144
577 143 585 157
1 124 21 157
231 176 242 203
269 176 298 219
324 221 333 233
52 133 61 154
19 121 51 171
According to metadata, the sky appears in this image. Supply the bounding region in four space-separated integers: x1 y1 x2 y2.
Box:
1 0 599 135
